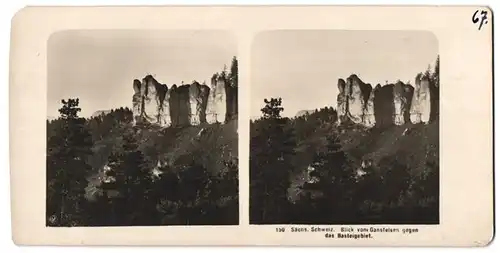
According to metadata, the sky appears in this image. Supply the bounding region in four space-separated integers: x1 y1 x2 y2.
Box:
250 30 438 118
47 30 237 118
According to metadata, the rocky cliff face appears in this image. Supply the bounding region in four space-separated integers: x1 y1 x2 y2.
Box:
174 85 191 126
142 75 163 123
410 74 432 124
373 84 395 127
132 79 143 124
159 86 171 127
132 75 170 126
337 74 438 128
336 75 372 126
362 88 376 127
132 74 236 128
346 75 372 124
336 79 348 123
188 82 210 125
394 81 414 125
199 83 211 124
206 74 228 124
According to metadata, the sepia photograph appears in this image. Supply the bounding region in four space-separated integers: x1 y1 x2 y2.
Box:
45 30 239 226
10 6 492 246
250 30 440 225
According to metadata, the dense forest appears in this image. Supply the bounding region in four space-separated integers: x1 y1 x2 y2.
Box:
250 58 440 224
46 59 239 226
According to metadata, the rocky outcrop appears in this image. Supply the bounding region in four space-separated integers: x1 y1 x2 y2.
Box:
362 88 376 127
394 81 414 125
336 73 438 128
336 79 348 123
410 74 432 124
207 74 228 124
346 75 372 124
158 85 171 127
173 84 191 126
142 75 162 123
132 74 236 128
199 83 210 124
168 85 180 127
132 79 143 124
188 82 210 125
336 75 372 126
131 75 170 126
373 84 395 127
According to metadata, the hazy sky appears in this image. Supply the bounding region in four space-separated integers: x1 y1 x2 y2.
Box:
250 30 438 118
48 30 237 118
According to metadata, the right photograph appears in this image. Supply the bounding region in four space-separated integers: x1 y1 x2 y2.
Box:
250 30 439 225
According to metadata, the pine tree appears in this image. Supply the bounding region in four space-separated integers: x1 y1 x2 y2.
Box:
433 55 440 86
228 56 239 119
260 98 284 119
207 158 239 224
301 132 357 223
154 151 215 225
429 55 440 122
103 128 156 225
211 73 218 85
46 98 93 226
229 56 238 88
424 64 432 79
250 98 296 224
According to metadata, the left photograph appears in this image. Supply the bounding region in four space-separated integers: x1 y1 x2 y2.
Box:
46 30 239 226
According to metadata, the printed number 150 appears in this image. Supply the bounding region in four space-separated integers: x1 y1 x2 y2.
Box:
276 227 285 232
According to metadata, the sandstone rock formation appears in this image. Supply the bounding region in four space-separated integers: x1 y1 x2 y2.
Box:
132 79 143 124
199 83 210 124
393 81 415 125
158 84 171 127
336 73 437 128
336 79 348 123
132 73 236 128
206 74 228 124
131 75 171 127
362 88 376 127
336 75 372 126
188 82 210 125
142 75 160 123
410 74 432 124
346 75 372 124
373 84 395 127
174 84 191 126
168 85 180 126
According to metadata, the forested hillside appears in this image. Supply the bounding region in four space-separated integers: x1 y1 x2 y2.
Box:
46 99 238 226
250 62 440 224
250 100 438 224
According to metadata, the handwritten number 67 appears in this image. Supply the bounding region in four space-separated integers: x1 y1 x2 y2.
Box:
472 10 488 30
